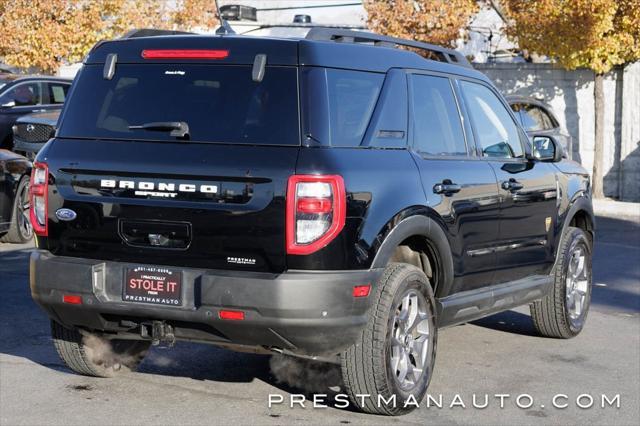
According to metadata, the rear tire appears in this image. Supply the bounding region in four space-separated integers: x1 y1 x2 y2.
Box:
530 226 592 338
0 176 32 244
51 321 150 377
341 263 437 415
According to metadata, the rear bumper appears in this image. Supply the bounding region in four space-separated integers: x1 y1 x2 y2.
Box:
30 250 382 357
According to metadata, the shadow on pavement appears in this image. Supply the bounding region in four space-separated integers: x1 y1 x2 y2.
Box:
470 310 538 336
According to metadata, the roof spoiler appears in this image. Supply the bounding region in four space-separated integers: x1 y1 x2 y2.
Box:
305 27 472 69
120 29 195 39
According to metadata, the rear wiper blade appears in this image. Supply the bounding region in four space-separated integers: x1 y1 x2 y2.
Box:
128 121 189 138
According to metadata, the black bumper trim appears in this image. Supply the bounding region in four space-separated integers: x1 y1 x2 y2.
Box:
30 250 383 356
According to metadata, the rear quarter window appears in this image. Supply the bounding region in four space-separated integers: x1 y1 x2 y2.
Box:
302 68 384 147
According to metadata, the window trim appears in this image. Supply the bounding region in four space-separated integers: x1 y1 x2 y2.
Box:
456 77 530 163
406 70 472 160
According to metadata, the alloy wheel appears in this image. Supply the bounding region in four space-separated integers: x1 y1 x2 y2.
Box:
565 242 589 321
389 288 432 390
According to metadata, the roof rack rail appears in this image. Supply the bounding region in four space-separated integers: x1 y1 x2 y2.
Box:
121 29 195 39
305 27 471 69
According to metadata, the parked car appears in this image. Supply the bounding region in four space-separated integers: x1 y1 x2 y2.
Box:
12 110 59 160
29 29 593 415
0 75 71 150
507 95 573 159
0 149 32 243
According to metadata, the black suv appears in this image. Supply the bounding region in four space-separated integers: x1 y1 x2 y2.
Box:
29 29 594 415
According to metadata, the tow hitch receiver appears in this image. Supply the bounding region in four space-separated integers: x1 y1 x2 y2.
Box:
141 321 176 347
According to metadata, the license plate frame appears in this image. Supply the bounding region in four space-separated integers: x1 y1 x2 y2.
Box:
123 266 182 306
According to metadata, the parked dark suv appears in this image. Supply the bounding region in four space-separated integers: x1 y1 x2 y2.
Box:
29 29 594 415
0 75 71 150
12 110 60 160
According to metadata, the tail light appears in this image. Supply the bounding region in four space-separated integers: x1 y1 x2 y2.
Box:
29 162 48 236
286 175 346 255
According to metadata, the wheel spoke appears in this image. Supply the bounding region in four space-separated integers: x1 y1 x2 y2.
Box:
405 359 415 385
396 350 409 384
411 338 428 370
391 347 401 374
405 295 418 332
391 336 404 348
575 279 589 294
397 295 410 323
574 294 583 316
566 291 575 310
574 256 585 279
568 257 576 276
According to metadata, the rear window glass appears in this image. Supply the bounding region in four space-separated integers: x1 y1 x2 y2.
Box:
58 64 299 145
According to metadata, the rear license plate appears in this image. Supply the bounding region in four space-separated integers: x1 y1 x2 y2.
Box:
123 266 182 306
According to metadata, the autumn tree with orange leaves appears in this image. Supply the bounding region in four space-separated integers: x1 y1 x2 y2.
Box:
501 0 640 198
364 0 479 48
0 0 219 74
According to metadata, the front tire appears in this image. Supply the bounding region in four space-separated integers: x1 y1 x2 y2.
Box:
341 263 437 415
530 226 592 338
51 321 150 377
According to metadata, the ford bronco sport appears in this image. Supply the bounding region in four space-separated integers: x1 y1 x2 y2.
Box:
29 29 594 415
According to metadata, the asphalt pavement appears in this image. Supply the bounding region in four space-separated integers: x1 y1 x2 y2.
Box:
0 215 638 425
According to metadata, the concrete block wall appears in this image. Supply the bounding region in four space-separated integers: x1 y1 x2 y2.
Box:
474 62 639 201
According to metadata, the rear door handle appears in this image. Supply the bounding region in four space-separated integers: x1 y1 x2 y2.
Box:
501 179 524 192
433 181 462 195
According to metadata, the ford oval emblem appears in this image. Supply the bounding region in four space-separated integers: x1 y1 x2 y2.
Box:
55 208 77 222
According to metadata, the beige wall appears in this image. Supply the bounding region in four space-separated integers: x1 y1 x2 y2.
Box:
475 62 640 201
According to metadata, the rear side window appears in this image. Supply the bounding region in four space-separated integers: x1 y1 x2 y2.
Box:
58 64 299 145
47 82 70 104
410 74 466 156
301 68 384 147
327 69 383 147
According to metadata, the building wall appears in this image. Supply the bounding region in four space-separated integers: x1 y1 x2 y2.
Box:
475 62 640 201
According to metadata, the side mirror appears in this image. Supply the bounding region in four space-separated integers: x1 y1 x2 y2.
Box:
532 135 563 162
0 100 15 109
